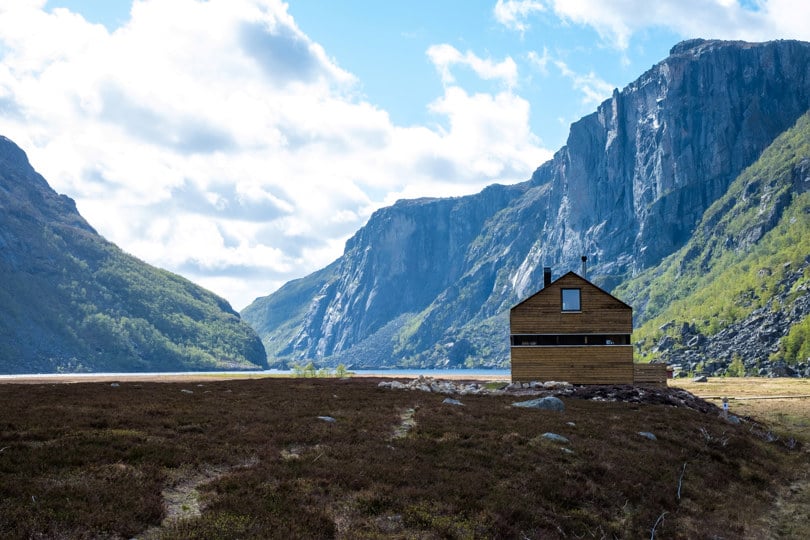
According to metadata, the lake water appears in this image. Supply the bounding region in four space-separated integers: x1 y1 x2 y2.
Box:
0 368 511 380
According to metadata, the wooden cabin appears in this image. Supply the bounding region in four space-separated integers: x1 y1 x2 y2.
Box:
510 268 666 386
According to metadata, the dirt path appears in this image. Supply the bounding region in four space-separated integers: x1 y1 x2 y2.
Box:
136 458 258 539
392 407 417 440
763 447 810 538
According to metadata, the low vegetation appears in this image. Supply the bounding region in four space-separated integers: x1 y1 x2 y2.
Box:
1 378 807 538
679 378 810 538
289 362 350 378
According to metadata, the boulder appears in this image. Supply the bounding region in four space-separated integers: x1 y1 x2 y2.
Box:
656 335 676 352
512 396 565 411
543 381 573 389
541 432 570 444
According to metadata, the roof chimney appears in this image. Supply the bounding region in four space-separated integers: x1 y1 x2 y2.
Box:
580 256 588 279
543 267 552 288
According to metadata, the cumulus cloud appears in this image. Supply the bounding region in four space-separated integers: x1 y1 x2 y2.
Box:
0 0 549 309
496 0 810 50
526 47 551 75
493 0 547 34
527 48 615 108
427 44 519 88
552 60 616 107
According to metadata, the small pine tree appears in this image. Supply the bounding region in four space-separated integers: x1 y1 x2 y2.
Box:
726 354 745 377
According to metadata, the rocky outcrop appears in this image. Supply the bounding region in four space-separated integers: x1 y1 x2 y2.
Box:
376 377 724 415
657 259 810 378
244 39 810 369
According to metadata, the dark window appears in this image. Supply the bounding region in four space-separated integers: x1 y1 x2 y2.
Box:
510 334 631 346
558 334 585 345
561 288 581 311
510 335 559 346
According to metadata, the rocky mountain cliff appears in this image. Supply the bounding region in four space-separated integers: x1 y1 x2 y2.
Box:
243 39 810 369
0 136 267 373
617 111 810 377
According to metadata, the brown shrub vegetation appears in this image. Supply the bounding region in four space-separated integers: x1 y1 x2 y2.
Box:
0 378 805 538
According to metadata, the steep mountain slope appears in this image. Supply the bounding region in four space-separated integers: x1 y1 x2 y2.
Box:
0 136 267 373
616 112 810 377
243 39 810 369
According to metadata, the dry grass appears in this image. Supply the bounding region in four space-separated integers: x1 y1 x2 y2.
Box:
0 378 806 538
676 378 810 442
675 378 810 539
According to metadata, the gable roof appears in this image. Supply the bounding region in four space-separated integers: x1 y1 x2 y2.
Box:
511 271 633 311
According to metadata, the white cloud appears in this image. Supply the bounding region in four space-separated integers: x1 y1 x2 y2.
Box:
0 0 549 309
552 59 616 107
427 44 519 88
426 87 550 179
527 47 551 75
527 47 615 108
493 0 546 34
496 0 810 50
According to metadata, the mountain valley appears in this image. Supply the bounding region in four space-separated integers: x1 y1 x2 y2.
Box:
243 39 810 373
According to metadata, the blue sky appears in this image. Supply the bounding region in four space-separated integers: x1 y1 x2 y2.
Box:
4 1 809 309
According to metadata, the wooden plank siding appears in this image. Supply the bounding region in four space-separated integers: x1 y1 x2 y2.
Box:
633 364 669 387
510 271 644 385
511 346 634 384
510 273 632 335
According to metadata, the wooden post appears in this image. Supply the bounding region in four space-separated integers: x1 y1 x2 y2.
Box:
721 397 729 420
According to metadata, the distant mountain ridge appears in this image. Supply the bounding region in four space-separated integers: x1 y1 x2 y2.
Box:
0 136 267 373
243 39 810 370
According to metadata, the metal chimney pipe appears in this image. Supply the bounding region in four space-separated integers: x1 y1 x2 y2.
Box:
581 256 588 279
543 267 552 288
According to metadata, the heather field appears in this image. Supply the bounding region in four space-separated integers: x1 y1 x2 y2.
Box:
1 377 808 539
679 377 810 539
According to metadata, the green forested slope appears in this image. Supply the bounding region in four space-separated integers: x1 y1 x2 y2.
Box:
0 136 267 373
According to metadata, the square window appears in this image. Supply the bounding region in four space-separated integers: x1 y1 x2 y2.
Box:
561 288 581 311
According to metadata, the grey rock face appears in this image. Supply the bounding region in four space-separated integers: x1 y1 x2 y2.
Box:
275 186 522 362
244 39 810 368
531 39 810 278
